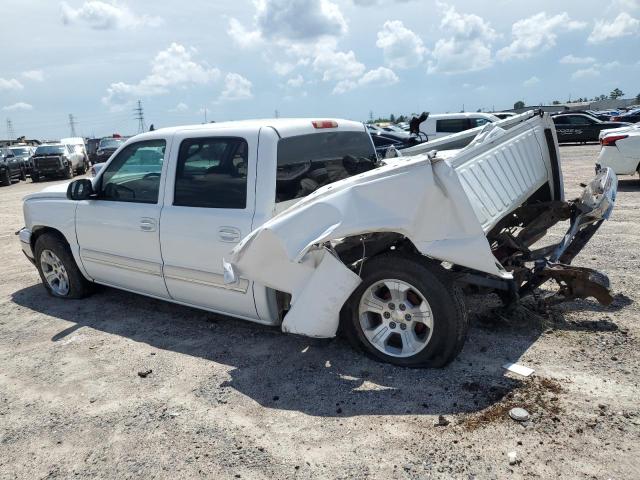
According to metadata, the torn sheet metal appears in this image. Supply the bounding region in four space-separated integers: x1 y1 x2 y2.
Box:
225 152 510 337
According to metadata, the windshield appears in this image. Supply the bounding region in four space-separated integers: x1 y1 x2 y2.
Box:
99 138 124 149
9 147 30 156
35 145 66 155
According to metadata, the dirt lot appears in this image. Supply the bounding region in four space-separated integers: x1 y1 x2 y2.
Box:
1 144 639 479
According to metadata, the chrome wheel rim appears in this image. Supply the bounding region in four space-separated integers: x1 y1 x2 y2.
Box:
358 279 433 358
40 249 70 296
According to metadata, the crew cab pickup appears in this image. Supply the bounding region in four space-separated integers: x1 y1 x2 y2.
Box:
19 112 617 367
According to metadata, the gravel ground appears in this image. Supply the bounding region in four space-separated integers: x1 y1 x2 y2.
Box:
1 144 639 479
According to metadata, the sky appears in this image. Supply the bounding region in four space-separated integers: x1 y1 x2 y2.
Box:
1 0 639 139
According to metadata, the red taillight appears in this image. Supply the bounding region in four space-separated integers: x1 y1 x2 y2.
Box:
601 134 628 147
312 120 338 129
611 116 621 121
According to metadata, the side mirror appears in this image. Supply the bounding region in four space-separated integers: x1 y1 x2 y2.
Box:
67 179 94 200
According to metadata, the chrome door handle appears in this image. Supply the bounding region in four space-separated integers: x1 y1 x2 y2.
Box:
140 218 157 232
218 226 241 243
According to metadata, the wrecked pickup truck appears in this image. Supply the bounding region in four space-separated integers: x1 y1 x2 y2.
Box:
20 112 616 368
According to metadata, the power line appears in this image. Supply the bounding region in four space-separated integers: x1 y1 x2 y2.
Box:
68 114 78 137
6 118 15 139
134 100 146 133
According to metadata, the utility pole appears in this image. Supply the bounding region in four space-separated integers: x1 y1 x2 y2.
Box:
274 109 280 119
6 118 15 139
204 107 208 123
68 114 78 137
134 100 146 134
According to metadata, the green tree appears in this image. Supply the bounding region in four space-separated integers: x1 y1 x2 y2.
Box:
636 93 640 103
552 100 561 105
389 113 396 123
609 88 624 99
513 100 525 109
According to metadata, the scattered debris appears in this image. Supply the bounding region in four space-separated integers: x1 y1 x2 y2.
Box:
137 369 153 378
503 363 534 377
435 415 450 427
509 407 530 422
507 451 519 465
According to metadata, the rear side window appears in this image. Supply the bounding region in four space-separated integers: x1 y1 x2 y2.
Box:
436 119 469 133
276 131 377 203
174 137 248 209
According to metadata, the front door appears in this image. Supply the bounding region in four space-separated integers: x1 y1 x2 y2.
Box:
75 137 171 298
159 128 258 319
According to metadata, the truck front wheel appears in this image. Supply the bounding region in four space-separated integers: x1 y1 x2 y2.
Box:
341 254 468 368
34 233 93 299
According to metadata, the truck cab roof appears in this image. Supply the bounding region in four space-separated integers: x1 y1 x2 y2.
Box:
140 118 366 140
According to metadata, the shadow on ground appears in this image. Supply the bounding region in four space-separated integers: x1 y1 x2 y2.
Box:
10 283 630 418
617 179 640 192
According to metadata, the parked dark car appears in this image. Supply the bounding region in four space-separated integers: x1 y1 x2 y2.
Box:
95 137 126 163
31 144 85 182
7 145 35 175
612 108 640 124
0 148 27 186
551 113 631 143
86 138 101 164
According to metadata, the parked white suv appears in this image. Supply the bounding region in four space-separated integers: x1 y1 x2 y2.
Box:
418 112 499 142
19 113 617 367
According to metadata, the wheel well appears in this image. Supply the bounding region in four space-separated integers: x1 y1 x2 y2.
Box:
31 226 69 252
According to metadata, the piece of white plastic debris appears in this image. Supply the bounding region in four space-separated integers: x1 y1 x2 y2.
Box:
503 363 535 377
509 407 530 422
508 451 518 465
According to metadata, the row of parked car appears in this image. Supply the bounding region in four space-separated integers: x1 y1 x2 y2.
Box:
0 135 128 187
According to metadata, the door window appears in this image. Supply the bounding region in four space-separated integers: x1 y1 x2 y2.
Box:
99 140 166 204
174 137 248 209
436 119 469 133
566 115 591 125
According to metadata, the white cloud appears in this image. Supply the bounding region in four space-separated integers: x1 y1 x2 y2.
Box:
255 0 347 41
60 1 162 30
313 49 365 81
220 73 253 101
286 74 305 88
427 5 497 74
333 66 398 94
21 70 44 82
559 54 596 64
169 102 189 112
497 12 586 61
523 76 540 87
572 66 600 80
376 20 426 69
227 18 263 49
103 43 220 108
228 0 347 49
2 102 33 111
0 78 24 91
588 13 639 43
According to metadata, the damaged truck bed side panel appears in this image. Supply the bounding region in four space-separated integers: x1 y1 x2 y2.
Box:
227 111 617 340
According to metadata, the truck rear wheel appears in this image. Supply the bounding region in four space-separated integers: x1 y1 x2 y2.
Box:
341 254 468 368
1 169 11 186
34 233 93 299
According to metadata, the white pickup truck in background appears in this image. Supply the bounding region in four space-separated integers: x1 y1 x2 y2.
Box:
19 111 617 367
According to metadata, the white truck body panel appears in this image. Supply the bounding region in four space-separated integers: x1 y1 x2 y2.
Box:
597 129 640 176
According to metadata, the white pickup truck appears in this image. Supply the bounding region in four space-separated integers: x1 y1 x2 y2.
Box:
19 112 617 367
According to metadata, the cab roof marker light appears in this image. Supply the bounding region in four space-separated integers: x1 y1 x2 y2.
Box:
312 120 338 129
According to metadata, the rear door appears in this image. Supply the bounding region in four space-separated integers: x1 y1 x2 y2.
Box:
159 127 259 319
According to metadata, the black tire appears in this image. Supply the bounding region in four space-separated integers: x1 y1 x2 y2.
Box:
64 164 74 179
1 169 11 186
19 167 27 181
340 254 468 368
34 232 93 299
76 161 87 175
31 172 40 183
